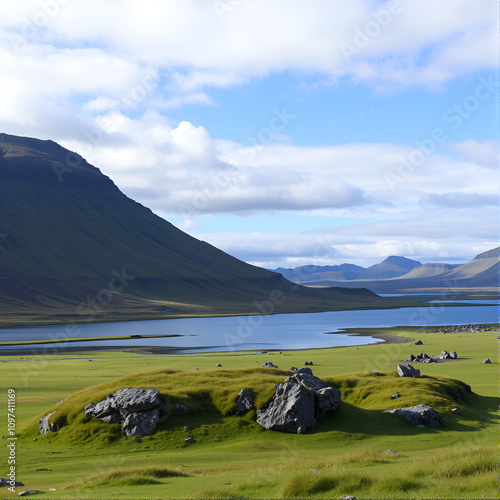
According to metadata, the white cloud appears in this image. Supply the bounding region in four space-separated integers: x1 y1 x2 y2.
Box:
450 139 499 168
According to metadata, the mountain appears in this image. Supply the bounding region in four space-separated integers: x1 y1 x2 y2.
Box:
0 133 382 323
274 263 364 283
280 249 499 293
357 256 421 280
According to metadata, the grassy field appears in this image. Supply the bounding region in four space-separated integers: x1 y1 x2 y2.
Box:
0 323 498 499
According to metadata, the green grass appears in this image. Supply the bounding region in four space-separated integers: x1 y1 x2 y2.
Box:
0 324 498 499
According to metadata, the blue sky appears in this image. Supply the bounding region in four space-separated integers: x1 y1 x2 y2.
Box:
0 0 498 267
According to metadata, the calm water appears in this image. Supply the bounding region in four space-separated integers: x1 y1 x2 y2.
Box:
0 300 497 354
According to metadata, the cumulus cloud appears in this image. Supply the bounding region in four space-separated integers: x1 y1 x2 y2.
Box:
450 139 499 168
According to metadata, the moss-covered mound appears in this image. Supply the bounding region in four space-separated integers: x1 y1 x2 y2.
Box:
24 367 475 448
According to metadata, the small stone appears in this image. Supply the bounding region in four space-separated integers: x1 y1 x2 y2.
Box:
368 371 379 375
391 393 400 399
383 449 396 454
415 340 423 345
33 438 37 441
18 491 41 497
416 424 425 429
261 362 278 368
483 358 491 364
174 403 191 414
183 425 190 429
450 408 461 415
185 437 194 443
34 468 49 471
224 482 231 485
216 364 222 367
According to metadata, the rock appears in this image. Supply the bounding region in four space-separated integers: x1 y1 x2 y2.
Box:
111 388 160 415
39 411 60 434
450 408 461 415
122 408 160 437
383 404 443 427
449 350 457 359
314 387 341 418
18 490 41 497
416 424 425 429
367 370 379 375
236 388 253 413
440 350 451 360
185 437 194 443
85 398 119 421
304 361 313 366
405 354 416 362
33 438 37 441
339 495 357 500
174 403 191 414
383 449 396 454
0 479 24 487
296 367 313 376
483 358 491 364
289 366 298 372
256 382 316 434
34 468 49 471
415 340 423 345
391 393 400 399
216 364 222 367
397 364 420 378
290 371 326 391
261 362 278 368
183 425 190 429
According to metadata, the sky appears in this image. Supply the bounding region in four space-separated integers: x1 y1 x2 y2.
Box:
0 0 498 268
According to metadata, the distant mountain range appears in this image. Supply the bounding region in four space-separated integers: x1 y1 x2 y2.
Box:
0 133 385 322
274 249 499 293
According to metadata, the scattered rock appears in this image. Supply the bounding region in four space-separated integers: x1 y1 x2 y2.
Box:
450 408 461 415
289 366 298 372
416 424 426 429
304 361 313 366
289 371 326 391
34 468 49 471
415 340 423 345
0 479 24 487
18 491 41 497
216 364 222 367
449 350 458 359
314 386 341 419
483 358 491 364
397 364 420 378
38 411 59 434
33 438 37 441
236 388 253 413
367 370 379 375
185 437 194 444
261 362 278 368
383 449 396 454
122 408 160 437
256 382 317 434
383 404 443 427
391 393 400 399
339 495 357 500
174 403 191 414
183 425 190 430
440 350 451 360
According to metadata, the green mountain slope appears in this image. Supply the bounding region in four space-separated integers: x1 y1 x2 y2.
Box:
0 133 384 321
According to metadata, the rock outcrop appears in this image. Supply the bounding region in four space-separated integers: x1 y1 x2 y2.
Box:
261 362 279 368
256 369 340 434
397 364 420 377
236 388 253 413
383 404 443 427
84 388 161 437
38 411 59 434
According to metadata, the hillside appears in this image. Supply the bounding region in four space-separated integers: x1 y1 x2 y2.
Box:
357 256 421 280
0 133 386 323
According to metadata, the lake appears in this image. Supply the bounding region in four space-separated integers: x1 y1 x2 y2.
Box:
0 299 497 354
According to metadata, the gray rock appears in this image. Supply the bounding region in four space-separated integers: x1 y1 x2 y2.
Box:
111 388 160 415
383 404 443 427
39 411 59 434
290 371 326 391
174 403 191 414
236 388 253 413
18 490 41 497
185 437 194 443
289 366 299 372
391 393 400 399
405 354 416 362
415 340 423 345
483 358 491 364
304 361 313 366
449 350 457 359
296 367 313 376
383 449 396 454
368 370 379 375
339 495 357 500
85 398 117 420
450 408 461 415
0 479 24 487
122 408 160 437
216 363 222 367
440 350 451 360
416 424 425 429
314 386 341 418
261 362 278 368
257 382 316 434
397 364 420 378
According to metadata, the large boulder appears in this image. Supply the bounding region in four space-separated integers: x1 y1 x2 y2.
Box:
315 387 341 419
440 350 451 360
38 411 59 434
236 388 253 413
261 362 278 368
397 364 420 378
483 358 491 364
383 404 443 427
449 351 458 359
111 388 160 415
122 408 160 437
256 383 316 434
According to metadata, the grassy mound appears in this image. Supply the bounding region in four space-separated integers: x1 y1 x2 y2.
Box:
24 367 479 450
